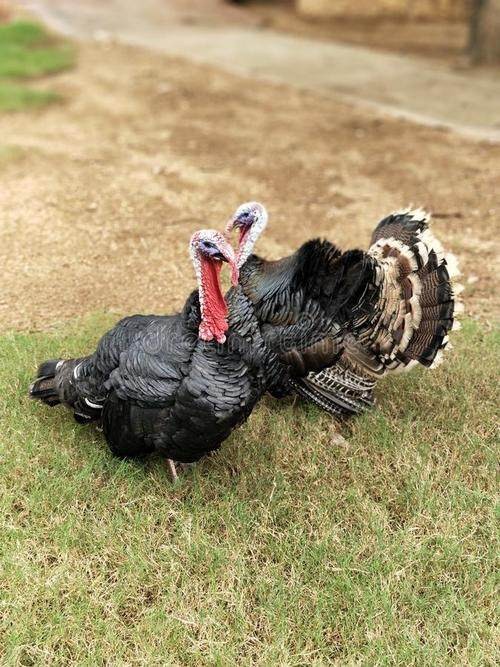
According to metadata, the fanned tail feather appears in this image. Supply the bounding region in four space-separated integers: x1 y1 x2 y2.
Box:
295 207 462 419
368 207 462 372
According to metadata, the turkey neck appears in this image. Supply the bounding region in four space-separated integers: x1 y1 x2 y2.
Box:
198 256 229 343
237 227 250 266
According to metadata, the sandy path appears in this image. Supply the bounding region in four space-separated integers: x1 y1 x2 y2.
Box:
1 38 498 332
19 0 500 142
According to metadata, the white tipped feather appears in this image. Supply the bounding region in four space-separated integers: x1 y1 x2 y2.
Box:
84 397 103 409
445 252 461 279
430 350 445 369
73 362 82 380
392 309 405 333
399 312 414 353
413 241 429 266
407 273 422 296
409 207 429 222
418 228 445 264
391 206 429 223
408 295 422 329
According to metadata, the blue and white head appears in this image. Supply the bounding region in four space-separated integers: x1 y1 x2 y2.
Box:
225 201 268 268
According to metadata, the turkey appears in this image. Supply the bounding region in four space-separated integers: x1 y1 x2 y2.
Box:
226 203 461 417
29 205 270 427
30 229 288 477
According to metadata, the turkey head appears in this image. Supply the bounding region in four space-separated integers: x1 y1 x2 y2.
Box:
190 229 239 344
225 201 268 267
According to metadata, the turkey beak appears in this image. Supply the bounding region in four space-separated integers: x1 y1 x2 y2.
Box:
212 250 229 262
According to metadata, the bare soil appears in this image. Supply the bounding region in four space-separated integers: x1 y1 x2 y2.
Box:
20 0 500 138
249 0 469 63
1 40 498 332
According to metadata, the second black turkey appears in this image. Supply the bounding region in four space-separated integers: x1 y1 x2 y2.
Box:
226 203 461 417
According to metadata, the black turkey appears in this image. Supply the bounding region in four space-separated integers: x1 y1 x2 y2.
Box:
30 205 270 427
226 204 462 417
30 230 287 478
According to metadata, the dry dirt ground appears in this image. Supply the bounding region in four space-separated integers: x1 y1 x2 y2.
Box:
249 0 470 63
1 40 499 332
20 0 500 139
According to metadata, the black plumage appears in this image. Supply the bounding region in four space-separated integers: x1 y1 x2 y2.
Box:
30 314 160 422
229 206 461 417
30 231 288 469
236 239 378 413
101 288 285 462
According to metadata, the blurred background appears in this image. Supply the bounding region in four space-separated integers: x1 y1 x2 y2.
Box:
1 0 498 332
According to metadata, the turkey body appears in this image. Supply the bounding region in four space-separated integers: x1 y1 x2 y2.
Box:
30 228 293 464
237 209 460 416
238 240 374 405
31 290 286 463
102 288 284 462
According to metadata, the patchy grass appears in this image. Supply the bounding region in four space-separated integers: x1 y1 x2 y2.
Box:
0 316 497 665
0 81 59 111
0 143 23 164
0 20 73 111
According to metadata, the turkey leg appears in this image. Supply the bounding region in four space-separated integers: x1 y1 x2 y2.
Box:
167 458 178 481
166 459 195 482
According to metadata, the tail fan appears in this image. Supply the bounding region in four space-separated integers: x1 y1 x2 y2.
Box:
294 208 461 418
357 207 462 374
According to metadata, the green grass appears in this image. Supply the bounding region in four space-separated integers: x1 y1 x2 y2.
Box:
0 81 59 111
0 317 498 665
0 20 73 111
0 143 23 164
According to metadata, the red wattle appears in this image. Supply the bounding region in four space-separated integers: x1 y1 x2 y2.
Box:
199 257 229 344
